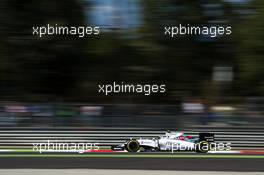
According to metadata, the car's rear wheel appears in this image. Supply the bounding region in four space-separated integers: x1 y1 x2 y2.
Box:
196 141 210 153
125 140 140 152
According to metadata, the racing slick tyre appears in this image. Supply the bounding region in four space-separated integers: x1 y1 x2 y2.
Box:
196 141 210 153
125 139 140 152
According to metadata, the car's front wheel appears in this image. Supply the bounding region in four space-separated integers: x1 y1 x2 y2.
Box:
125 140 140 152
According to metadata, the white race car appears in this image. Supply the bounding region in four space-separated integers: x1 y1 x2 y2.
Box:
111 131 214 153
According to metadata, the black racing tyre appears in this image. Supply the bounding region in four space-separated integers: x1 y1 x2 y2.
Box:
196 141 210 153
125 140 140 152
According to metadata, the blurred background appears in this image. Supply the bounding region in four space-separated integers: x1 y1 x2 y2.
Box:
0 0 263 128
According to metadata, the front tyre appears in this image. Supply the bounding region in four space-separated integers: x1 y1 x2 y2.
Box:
125 140 140 152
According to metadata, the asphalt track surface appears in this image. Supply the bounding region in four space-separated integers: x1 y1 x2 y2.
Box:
0 156 263 172
0 170 263 175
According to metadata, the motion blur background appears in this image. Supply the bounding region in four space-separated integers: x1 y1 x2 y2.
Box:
0 0 263 128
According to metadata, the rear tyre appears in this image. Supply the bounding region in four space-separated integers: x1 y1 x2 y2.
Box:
196 141 210 153
125 140 140 152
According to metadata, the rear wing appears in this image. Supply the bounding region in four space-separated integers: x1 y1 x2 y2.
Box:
199 133 215 143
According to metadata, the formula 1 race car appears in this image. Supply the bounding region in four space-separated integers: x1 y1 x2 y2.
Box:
111 131 215 153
